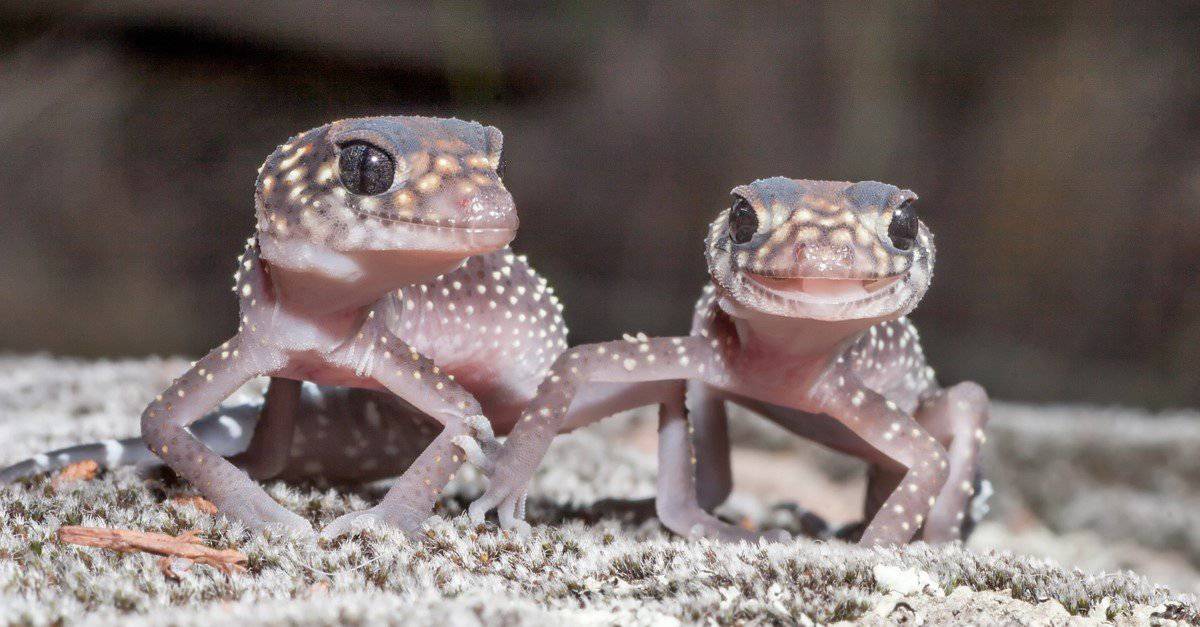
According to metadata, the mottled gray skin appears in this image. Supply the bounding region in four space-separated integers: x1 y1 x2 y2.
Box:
469 178 990 547
0 116 574 538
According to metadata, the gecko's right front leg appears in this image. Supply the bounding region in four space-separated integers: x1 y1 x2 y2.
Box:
318 322 499 539
468 335 784 542
140 335 312 533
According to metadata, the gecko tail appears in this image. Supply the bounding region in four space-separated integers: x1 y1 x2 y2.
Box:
0 435 155 484
0 404 260 484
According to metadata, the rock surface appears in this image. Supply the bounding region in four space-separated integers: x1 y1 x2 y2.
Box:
0 355 1197 625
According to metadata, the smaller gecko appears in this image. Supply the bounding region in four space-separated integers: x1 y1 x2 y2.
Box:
0 116 576 538
466 178 989 546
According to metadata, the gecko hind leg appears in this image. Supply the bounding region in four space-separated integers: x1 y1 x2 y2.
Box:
229 377 300 481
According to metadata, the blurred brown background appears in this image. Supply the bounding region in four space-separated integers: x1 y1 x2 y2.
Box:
0 2 1197 408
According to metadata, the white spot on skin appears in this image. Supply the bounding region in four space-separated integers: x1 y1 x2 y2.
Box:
217 415 244 439
102 439 124 466
365 401 382 428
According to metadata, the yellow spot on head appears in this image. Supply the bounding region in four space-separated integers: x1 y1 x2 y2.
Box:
416 173 441 194
795 226 821 241
434 156 460 174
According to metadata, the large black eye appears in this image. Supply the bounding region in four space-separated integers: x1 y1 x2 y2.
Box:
338 141 394 195
887 198 919 250
728 196 758 244
495 154 507 178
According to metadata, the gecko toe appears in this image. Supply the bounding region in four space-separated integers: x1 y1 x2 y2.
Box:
452 435 496 474
497 492 528 530
765 529 792 543
214 488 313 535
467 483 513 525
463 415 495 441
320 510 379 540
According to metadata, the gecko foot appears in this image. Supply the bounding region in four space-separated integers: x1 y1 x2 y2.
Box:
468 476 530 531
320 502 427 539
216 489 313 535
662 506 790 544
452 415 502 475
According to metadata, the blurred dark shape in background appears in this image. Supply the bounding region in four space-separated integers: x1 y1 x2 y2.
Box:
0 2 1197 408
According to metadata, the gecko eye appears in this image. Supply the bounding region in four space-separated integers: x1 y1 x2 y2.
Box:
495 154 507 178
728 196 758 244
887 198 919 251
338 141 394 195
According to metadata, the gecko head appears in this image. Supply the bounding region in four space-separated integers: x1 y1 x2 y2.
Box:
254 116 516 269
705 177 934 323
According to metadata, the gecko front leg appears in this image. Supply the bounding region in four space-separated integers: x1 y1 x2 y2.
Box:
864 381 989 542
140 336 312 533
468 336 714 529
470 335 785 543
319 321 497 538
810 369 949 546
688 380 734 512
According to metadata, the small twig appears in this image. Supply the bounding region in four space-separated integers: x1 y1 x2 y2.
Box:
170 495 219 515
58 526 247 575
51 460 99 490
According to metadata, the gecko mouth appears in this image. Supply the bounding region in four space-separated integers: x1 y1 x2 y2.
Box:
742 272 902 305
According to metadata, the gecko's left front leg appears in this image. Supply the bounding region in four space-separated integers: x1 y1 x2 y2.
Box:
864 381 989 543
809 368 949 546
319 324 496 538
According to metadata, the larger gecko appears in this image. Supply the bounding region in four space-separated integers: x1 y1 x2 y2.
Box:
3 116 579 537
468 178 989 546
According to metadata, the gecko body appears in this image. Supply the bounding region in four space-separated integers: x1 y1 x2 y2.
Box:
468 178 990 546
2 116 569 537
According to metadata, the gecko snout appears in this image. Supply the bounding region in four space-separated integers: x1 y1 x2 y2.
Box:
447 179 518 232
